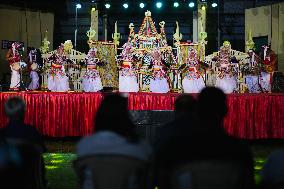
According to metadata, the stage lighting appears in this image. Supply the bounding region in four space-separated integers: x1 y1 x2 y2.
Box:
173 2 179 8
188 2 195 8
105 3 111 9
201 5 206 10
123 3 129 9
76 3 82 9
140 2 145 8
212 2 217 7
156 2 163 9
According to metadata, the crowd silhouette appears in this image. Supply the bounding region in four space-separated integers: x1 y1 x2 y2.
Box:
0 88 283 189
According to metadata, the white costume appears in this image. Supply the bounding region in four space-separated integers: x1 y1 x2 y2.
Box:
27 49 40 90
118 43 139 92
6 42 22 90
82 48 103 92
214 43 237 93
150 65 170 93
47 45 70 92
182 48 205 93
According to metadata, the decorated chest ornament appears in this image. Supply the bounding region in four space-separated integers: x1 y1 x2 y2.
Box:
86 47 99 65
187 48 198 66
151 48 163 65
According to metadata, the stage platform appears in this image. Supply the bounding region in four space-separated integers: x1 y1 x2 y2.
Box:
0 92 283 139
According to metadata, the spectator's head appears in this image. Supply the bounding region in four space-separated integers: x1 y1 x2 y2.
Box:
174 94 197 118
4 97 26 122
198 87 227 126
95 94 137 140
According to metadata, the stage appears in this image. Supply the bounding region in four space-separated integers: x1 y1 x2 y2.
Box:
0 92 283 139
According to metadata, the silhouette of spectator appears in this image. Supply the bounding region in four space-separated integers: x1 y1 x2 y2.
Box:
260 149 284 189
154 94 198 151
77 93 151 160
0 96 46 189
154 87 255 189
1 96 46 151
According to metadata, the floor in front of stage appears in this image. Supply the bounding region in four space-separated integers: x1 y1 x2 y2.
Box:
44 139 284 189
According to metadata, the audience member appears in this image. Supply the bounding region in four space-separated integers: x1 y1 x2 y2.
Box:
76 93 152 160
0 96 46 189
260 149 284 189
154 87 255 189
154 94 198 152
2 96 46 151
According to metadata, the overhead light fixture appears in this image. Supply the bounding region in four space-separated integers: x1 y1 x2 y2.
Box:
76 3 82 9
212 2 217 7
188 2 195 8
173 2 179 8
156 1 163 9
105 3 111 9
123 3 129 9
140 2 145 8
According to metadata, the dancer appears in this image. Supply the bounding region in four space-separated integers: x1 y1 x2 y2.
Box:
117 42 139 92
149 49 170 93
213 42 237 93
27 48 42 90
47 44 71 92
259 45 277 92
5 42 23 91
82 47 103 92
181 47 205 93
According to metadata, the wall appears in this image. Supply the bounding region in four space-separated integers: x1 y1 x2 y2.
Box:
0 6 54 85
245 2 284 72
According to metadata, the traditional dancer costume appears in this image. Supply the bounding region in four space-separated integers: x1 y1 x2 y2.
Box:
181 47 205 93
82 48 103 92
259 45 277 92
27 49 41 90
47 45 70 92
5 42 22 90
245 50 261 93
149 49 170 93
214 44 237 93
118 43 139 92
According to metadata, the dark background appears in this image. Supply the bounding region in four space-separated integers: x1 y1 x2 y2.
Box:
0 0 283 54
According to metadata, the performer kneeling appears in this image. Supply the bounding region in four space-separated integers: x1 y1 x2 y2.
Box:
82 47 103 92
47 44 70 92
149 49 170 93
181 47 205 93
118 42 139 92
5 42 23 91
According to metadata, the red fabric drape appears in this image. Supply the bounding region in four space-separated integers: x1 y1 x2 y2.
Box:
0 92 283 139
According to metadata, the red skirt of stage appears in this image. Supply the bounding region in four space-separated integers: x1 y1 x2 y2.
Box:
0 92 283 139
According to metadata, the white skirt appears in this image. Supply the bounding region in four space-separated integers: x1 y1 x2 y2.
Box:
28 71 40 90
119 75 139 92
82 77 103 92
260 72 271 92
10 66 20 89
182 77 205 93
245 75 261 93
215 75 237 94
150 78 170 93
48 73 69 92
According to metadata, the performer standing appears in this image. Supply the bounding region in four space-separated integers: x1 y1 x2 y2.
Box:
259 45 277 92
27 48 41 90
47 44 70 92
149 49 170 93
82 47 103 92
5 42 23 91
181 47 205 93
117 42 139 92
214 42 238 93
